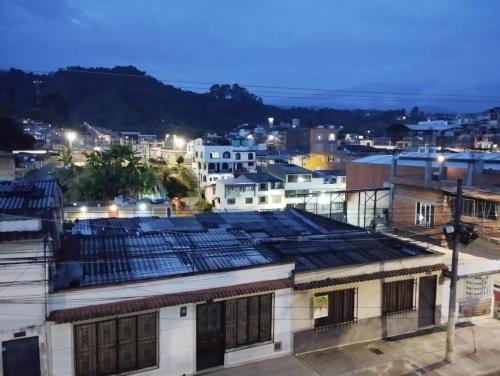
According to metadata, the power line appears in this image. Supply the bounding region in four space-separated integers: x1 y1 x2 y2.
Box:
2 67 500 103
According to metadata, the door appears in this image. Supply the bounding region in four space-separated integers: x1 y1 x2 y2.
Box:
2 336 41 376
418 275 437 328
196 302 225 371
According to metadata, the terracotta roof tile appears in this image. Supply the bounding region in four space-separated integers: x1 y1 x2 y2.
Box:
49 278 293 324
294 263 447 290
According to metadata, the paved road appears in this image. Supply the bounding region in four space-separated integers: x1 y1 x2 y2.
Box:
208 319 500 376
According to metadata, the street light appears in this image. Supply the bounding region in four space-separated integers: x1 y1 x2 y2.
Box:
437 155 446 163
65 131 77 148
174 135 185 150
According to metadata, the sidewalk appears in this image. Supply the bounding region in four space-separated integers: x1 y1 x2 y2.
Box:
208 318 500 376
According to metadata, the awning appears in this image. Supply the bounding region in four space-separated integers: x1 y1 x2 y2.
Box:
294 264 448 290
49 278 293 324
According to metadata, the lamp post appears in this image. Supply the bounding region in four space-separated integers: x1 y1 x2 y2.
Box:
65 131 77 148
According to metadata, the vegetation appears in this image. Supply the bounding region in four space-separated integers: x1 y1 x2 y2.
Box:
0 66 408 137
55 145 198 203
0 117 36 151
194 199 213 213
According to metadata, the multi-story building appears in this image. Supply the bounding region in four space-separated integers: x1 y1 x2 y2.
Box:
206 165 347 215
192 136 267 189
347 149 500 244
0 178 63 376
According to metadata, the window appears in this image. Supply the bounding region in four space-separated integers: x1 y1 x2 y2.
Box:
382 279 415 315
271 195 281 204
287 174 311 183
225 294 273 348
248 162 255 167
235 152 241 160
259 196 267 204
248 153 254 160
222 162 229 170
245 197 253 204
415 202 435 227
208 163 215 171
284 189 308 198
259 183 268 191
210 152 220 159
272 181 284 189
314 289 356 328
227 198 236 205
328 133 336 141
223 151 231 159
458 275 491 302
74 313 157 376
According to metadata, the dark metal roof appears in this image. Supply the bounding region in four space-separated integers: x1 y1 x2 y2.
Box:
0 179 61 213
265 234 437 272
244 173 284 183
49 278 293 323
54 228 281 290
312 169 346 178
295 264 447 290
72 210 327 238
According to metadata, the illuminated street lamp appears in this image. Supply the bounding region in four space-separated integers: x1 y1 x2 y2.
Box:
65 131 77 148
173 135 185 150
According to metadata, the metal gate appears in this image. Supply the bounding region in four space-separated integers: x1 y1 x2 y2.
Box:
2 336 41 376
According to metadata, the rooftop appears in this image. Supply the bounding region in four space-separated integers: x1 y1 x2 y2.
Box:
0 179 62 213
351 152 500 170
56 210 443 291
312 169 346 178
265 234 436 273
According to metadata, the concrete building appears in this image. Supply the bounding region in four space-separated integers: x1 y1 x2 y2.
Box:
0 179 63 376
192 137 267 190
285 126 340 169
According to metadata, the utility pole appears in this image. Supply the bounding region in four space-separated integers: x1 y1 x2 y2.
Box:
445 178 463 363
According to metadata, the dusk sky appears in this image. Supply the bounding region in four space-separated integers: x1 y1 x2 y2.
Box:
1 0 500 111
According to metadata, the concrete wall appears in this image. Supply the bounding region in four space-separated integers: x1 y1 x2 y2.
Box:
49 263 293 312
48 288 293 376
0 235 51 376
293 272 443 354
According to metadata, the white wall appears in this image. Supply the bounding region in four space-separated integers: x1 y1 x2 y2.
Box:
49 263 293 312
0 234 51 376
48 288 293 376
293 272 443 334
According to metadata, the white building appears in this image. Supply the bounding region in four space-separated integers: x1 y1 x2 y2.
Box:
205 166 346 214
0 179 63 376
191 137 267 189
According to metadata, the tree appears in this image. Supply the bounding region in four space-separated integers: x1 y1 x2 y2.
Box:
176 155 184 166
194 199 212 213
0 117 36 151
58 146 73 168
75 144 156 201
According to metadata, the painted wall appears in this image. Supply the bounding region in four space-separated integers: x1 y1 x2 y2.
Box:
48 288 293 376
0 234 51 376
293 272 443 353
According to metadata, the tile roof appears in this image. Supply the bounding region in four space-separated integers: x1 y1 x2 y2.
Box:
49 278 293 323
294 263 448 290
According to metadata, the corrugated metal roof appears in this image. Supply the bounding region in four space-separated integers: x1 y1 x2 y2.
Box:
0 179 61 212
49 278 294 323
265 234 435 272
295 264 448 290
54 228 280 289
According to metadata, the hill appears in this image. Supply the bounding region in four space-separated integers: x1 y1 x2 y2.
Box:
0 66 407 136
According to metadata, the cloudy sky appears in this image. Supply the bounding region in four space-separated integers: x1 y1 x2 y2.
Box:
1 0 499 111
